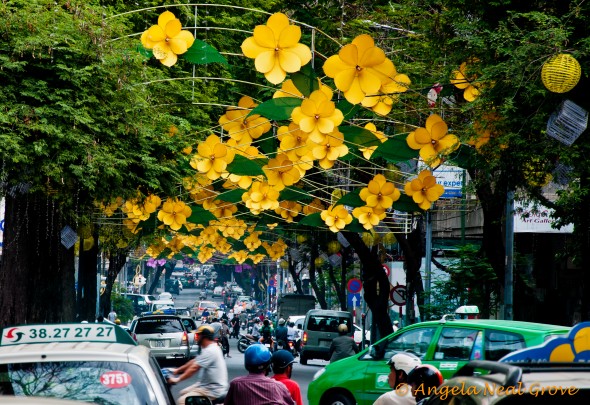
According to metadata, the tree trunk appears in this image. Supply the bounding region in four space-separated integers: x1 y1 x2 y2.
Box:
77 226 99 322
148 266 164 295
0 191 76 326
99 251 127 316
342 231 393 341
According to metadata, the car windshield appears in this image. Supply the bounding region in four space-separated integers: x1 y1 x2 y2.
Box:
0 361 159 405
135 318 184 334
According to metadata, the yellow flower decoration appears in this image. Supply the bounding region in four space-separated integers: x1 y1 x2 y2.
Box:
321 204 353 233
352 206 386 230
291 89 344 143
310 130 349 169
263 239 288 260
244 232 262 251
219 96 271 145
229 250 250 264
358 123 387 160
278 123 310 157
323 34 395 104
242 181 280 214
198 246 215 264
450 60 481 102
273 79 305 99
206 200 237 219
361 74 411 116
191 135 234 180
303 198 324 215
241 13 312 84
275 200 302 223
404 170 445 210
249 254 266 264
140 11 195 67
406 114 460 167
263 153 302 191
157 198 192 231
359 174 400 213
96 197 123 217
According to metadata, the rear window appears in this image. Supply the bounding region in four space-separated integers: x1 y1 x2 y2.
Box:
307 315 352 333
135 318 184 334
485 330 526 361
199 301 216 309
0 361 162 405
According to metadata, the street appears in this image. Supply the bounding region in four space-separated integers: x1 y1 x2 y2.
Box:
168 287 327 404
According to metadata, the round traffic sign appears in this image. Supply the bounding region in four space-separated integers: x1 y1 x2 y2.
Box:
390 285 407 306
347 278 362 294
269 279 276 287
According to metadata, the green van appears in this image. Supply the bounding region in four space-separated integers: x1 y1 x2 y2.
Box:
307 318 570 405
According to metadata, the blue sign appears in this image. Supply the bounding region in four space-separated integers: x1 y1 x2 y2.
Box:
269 278 276 287
268 286 276 295
347 292 361 308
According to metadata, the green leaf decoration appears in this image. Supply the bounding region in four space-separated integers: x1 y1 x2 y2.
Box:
135 212 158 236
280 186 313 202
216 188 245 203
343 217 366 233
291 65 319 97
226 154 267 176
137 45 152 59
258 134 278 156
393 194 424 213
447 144 477 170
229 240 247 251
334 188 364 208
182 39 228 65
158 247 172 259
298 212 324 227
340 126 382 148
372 136 418 162
186 205 216 225
336 99 361 120
247 97 302 121
181 246 195 255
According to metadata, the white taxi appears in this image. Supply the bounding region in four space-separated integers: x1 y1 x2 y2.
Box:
0 323 175 404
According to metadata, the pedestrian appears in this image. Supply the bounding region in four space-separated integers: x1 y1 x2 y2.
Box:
230 315 240 339
329 324 359 363
407 365 443 405
107 309 117 323
223 344 293 405
373 352 422 405
220 319 231 358
167 325 229 405
271 350 303 405
209 317 222 340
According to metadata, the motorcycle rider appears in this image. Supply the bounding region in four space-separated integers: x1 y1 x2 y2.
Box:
271 350 303 405
329 324 359 363
167 325 229 405
287 321 300 354
251 318 261 341
373 352 421 405
258 319 273 347
274 318 289 351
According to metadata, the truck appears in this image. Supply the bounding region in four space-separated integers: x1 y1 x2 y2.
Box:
277 293 316 321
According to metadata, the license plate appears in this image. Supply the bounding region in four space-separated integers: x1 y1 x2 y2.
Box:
319 340 331 347
151 340 167 348
264 343 271 348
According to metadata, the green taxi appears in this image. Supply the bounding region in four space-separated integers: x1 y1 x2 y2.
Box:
307 318 570 405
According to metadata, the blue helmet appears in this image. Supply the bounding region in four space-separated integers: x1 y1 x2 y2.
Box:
244 344 272 372
271 349 295 371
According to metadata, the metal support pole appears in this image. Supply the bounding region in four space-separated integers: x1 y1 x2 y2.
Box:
425 210 432 313
504 190 514 320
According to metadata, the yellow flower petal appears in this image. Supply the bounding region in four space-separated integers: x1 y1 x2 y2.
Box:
164 18 182 38
241 37 267 58
279 50 303 73
267 12 290 38
278 25 301 48
253 25 276 48
323 55 351 78
413 127 431 145
255 50 276 74
344 78 365 104
334 68 357 92
265 63 287 85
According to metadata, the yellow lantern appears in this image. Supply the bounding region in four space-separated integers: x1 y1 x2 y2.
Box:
541 54 581 93
280 260 289 269
383 232 397 246
328 240 341 254
314 257 324 267
296 234 307 244
362 232 374 247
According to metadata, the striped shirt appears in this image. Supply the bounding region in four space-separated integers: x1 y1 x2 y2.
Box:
224 373 294 405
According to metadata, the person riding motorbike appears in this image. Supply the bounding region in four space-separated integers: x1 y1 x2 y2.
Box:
258 319 273 349
273 318 289 352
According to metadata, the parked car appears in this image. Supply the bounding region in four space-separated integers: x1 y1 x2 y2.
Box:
300 309 354 365
307 318 571 405
131 315 190 365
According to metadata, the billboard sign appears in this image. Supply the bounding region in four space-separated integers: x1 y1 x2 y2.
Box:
514 201 573 233
434 165 465 198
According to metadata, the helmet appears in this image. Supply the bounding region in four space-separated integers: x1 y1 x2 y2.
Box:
195 325 215 340
393 320 399 325
271 349 295 370
338 324 348 333
278 318 286 325
115 319 121 325
386 352 421 374
244 344 272 372
407 365 443 393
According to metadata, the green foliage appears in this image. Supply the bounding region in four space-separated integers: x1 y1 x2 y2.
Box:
183 39 228 65
248 97 302 121
111 294 135 323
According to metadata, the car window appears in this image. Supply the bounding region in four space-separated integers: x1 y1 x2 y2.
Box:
307 315 351 332
181 318 196 331
384 327 437 360
135 318 184 334
199 301 216 309
434 327 479 361
0 361 159 405
485 330 526 361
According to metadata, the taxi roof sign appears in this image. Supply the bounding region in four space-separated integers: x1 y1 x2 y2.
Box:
455 305 480 315
1 323 136 346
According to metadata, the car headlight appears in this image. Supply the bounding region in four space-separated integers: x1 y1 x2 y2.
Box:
312 367 326 381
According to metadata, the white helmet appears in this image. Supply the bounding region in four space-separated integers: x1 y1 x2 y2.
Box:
387 352 421 374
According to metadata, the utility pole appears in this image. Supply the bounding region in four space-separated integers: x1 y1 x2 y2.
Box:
504 190 514 320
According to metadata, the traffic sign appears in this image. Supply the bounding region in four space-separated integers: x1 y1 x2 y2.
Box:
269 278 276 287
382 264 390 277
347 278 362 294
390 285 407 306
268 286 276 295
347 292 361 308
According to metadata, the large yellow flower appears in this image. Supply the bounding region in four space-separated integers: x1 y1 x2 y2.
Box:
275 200 302 223
352 206 386 230
450 60 481 102
404 169 445 210
263 153 302 191
242 181 280 214
291 89 344 143
303 198 324 215
358 123 387 160
406 114 460 167
157 198 192 231
244 232 262 251
323 34 395 104
361 74 411 116
359 174 400 213
310 130 349 169
321 204 353 233
241 12 312 84
219 96 271 145
140 11 195 67
191 135 234 180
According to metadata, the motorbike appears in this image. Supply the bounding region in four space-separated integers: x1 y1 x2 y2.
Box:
237 333 258 353
162 368 225 404
275 339 297 356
